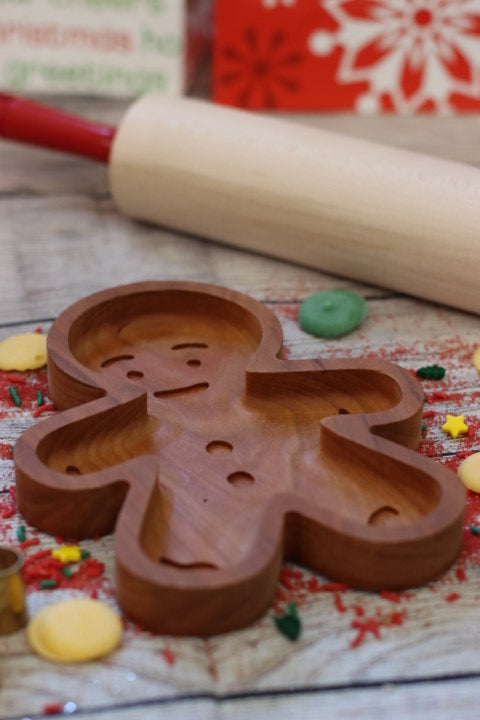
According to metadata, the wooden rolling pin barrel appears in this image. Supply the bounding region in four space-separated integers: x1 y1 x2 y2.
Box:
1 93 479 313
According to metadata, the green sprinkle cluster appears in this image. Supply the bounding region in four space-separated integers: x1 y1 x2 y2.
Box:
273 603 301 641
416 365 446 380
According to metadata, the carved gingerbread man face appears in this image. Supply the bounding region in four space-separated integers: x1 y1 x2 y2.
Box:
15 282 464 636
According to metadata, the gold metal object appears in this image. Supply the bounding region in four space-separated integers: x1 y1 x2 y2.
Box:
0 545 27 634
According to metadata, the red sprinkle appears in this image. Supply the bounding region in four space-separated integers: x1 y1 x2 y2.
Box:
422 410 436 418
279 574 296 590
350 618 382 648
82 559 104 578
6 374 26 384
427 391 448 402
162 647 176 666
334 592 347 613
390 611 406 625
42 703 62 715
23 549 51 565
280 566 304 580
446 592 461 603
379 591 402 603
319 582 349 593
35 327 43 334
1 506 15 519
33 403 56 418
456 567 467 582
19 538 40 549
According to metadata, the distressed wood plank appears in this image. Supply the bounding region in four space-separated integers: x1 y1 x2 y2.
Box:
0 194 395 324
5 677 480 720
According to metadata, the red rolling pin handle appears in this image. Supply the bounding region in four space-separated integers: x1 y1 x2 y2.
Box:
0 93 114 163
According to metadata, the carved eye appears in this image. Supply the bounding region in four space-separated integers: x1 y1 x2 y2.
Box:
171 343 209 350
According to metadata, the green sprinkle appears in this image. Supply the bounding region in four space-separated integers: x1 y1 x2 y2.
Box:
40 579 58 589
62 566 74 578
36 390 44 406
421 424 427 432
273 603 301 641
16 525 26 542
416 365 446 380
81 549 91 559
10 445 14 456
470 525 480 536
9 385 22 407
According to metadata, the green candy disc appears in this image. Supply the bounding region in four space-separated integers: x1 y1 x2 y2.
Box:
299 289 367 339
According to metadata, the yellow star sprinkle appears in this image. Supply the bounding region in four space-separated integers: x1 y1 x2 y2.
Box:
441 414 468 439
51 545 82 564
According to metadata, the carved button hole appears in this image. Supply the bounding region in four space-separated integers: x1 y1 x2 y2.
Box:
126 370 144 379
338 408 350 414
101 354 134 368
227 471 255 486
368 506 399 525
187 359 201 367
206 441 233 454
65 465 81 475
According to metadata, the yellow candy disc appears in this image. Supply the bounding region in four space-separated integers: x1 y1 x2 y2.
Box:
0 333 47 371
27 599 122 663
473 346 480 372
458 452 480 494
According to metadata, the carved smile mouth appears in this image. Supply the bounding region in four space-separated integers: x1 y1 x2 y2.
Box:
153 382 209 398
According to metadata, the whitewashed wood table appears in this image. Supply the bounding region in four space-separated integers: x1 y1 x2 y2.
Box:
1 97 480 720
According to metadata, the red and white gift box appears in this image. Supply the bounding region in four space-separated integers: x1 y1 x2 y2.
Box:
212 0 480 113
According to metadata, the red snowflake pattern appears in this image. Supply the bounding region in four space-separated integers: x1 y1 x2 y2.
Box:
213 0 480 112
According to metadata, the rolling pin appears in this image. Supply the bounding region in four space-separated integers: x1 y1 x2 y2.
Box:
1 93 479 313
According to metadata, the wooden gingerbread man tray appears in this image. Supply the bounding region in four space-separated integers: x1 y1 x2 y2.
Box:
15 282 465 636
